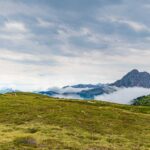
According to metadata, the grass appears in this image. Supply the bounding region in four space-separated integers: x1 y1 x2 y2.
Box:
0 92 149 149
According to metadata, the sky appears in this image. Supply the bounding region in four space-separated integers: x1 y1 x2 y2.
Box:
0 0 150 90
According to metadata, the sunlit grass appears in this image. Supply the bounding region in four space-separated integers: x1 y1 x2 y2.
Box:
0 92 149 149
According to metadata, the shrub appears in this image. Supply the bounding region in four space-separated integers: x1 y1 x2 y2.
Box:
26 127 38 133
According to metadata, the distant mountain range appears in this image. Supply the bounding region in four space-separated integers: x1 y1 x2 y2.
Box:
38 84 117 99
76 85 117 99
1 69 150 103
0 88 16 94
63 84 102 89
38 69 150 99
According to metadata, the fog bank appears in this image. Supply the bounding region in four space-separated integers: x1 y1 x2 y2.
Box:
95 87 150 104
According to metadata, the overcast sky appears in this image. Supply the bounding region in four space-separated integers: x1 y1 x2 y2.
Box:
0 0 150 90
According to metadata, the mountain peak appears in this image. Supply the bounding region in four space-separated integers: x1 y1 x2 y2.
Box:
129 69 139 74
111 69 150 88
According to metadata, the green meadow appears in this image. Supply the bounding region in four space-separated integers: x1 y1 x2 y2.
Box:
0 92 149 150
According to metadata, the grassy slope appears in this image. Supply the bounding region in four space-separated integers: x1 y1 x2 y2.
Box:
0 92 149 150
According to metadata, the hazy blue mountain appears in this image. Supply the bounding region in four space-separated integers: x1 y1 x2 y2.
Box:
77 85 117 99
38 84 117 99
38 69 150 100
38 91 58 96
63 84 103 89
111 69 150 88
0 88 16 94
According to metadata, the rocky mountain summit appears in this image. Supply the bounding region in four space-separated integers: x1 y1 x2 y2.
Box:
111 69 150 88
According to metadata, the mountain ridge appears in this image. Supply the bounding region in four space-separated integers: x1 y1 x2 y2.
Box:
38 69 150 100
111 69 150 88
1 69 150 103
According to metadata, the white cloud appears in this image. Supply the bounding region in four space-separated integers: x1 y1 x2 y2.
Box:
4 21 27 32
37 18 54 28
120 20 148 32
0 33 30 41
99 16 149 32
95 87 150 104
0 49 41 62
0 21 32 42
47 86 91 94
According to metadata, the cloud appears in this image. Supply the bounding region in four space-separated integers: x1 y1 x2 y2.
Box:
37 18 54 28
0 0 149 90
3 21 27 32
47 86 91 94
0 49 42 62
95 87 150 104
0 20 33 42
109 17 149 32
121 20 148 32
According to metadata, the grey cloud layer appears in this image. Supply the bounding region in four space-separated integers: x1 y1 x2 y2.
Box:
0 0 150 89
